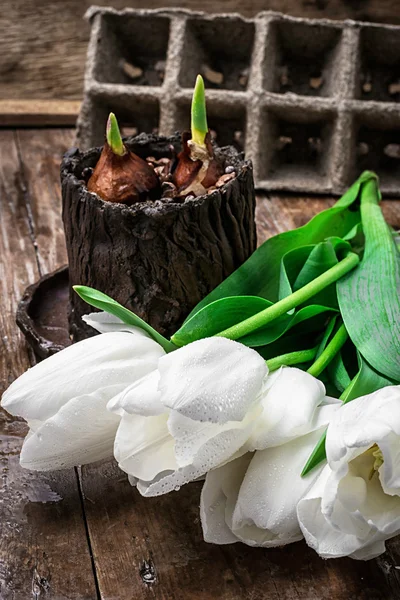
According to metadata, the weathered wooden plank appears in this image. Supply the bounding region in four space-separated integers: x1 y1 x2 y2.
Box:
0 100 80 126
2 0 400 102
80 459 393 600
8 127 400 599
255 196 335 244
15 128 73 274
255 195 400 244
0 130 98 600
78 191 399 600
0 131 37 395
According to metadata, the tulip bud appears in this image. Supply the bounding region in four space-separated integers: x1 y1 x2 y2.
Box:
172 75 223 197
87 113 160 205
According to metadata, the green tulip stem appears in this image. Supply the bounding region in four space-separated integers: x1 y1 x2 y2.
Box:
216 253 360 341
265 346 318 372
306 324 348 378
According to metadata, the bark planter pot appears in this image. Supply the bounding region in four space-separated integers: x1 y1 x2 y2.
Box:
61 132 256 342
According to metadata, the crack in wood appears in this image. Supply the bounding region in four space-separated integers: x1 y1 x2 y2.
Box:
0 128 100 600
75 467 102 600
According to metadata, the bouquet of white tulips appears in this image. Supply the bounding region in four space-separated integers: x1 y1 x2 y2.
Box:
2 171 400 561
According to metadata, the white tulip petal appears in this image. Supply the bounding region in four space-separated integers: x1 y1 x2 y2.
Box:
298 466 364 558
114 411 177 481
323 385 400 548
2 332 163 423
82 311 151 337
336 475 367 514
320 446 400 541
135 409 258 498
168 404 261 469
298 387 400 561
378 432 400 495
200 455 253 545
158 338 267 424
25 419 46 433
20 387 122 470
107 370 163 416
128 474 138 486
350 540 387 561
248 367 335 450
136 464 203 497
298 465 400 560
326 386 400 470
230 430 324 547
321 463 374 539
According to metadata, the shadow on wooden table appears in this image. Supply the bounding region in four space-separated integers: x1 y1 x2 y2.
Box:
2 127 400 599
80 458 399 599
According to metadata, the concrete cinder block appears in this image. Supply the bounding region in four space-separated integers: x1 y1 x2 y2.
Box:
77 7 400 196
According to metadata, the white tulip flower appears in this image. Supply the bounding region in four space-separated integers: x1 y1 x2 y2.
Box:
1 312 164 470
297 385 400 560
108 337 268 497
200 368 341 547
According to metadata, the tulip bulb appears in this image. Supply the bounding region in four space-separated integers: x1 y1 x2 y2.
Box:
87 113 160 205
172 75 223 197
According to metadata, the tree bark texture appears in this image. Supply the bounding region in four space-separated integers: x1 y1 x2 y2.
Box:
61 133 256 340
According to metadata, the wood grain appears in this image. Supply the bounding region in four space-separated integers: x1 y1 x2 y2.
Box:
2 126 400 599
80 458 395 600
15 128 72 274
78 190 400 600
0 100 80 126
0 129 97 600
2 0 400 101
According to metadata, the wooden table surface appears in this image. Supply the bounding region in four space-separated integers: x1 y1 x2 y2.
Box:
1 0 400 122
1 126 400 599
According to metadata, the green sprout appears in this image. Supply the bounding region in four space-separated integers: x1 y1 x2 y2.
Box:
106 112 125 156
191 75 208 147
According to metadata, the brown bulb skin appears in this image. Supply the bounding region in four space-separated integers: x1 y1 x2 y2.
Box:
172 132 223 195
87 142 160 205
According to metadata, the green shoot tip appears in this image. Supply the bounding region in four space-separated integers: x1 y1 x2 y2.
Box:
106 113 125 156
191 74 208 146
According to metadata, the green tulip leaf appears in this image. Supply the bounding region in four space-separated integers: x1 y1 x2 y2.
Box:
327 351 352 393
171 296 273 347
337 177 400 381
279 238 351 310
315 315 338 359
191 74 208 146
257 331 320 361
73 286 176 353
238 305 336 348
106 113 125 156
185 171 377 323
172 290 336 349
278 245 314 306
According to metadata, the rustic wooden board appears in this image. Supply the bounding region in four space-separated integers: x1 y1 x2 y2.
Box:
79 192 400 600
80 460 396 600
0 100 81 127
0 130 98 600
2 126 400 599
15 128 71 273
2 0 400 102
